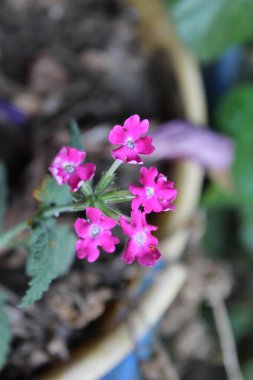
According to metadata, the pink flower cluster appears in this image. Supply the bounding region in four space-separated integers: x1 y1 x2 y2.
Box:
49 115 177 267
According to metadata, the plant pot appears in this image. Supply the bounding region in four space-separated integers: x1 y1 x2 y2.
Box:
39 1 207 379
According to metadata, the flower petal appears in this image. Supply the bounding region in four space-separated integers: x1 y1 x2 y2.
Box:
99 215 117 230
129 185 144 196
123 114 140 131
140 166 158 186
143 197 162 213
135 136 155 155
65 146 86 165
67 172 83 192
74 218 90 238
76 239 100 262
136 246 161 267
112 146 143 164
108 125 126 144
119 215 136 237
76 163 96 181
124 115 149 140
86 207 103 223
48 166 68 185
99 231 119 253
122 239 139 264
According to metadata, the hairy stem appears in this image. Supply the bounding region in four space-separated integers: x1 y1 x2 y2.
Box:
95 159 122 194
0 202 87 250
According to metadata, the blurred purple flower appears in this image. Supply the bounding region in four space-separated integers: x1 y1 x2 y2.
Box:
0 99 27 125
151 121 234 171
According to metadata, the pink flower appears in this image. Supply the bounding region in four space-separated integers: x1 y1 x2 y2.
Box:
74 207 119 262
108 114 155 164
120 210 161 267
49 146 96 192
129 167 177 213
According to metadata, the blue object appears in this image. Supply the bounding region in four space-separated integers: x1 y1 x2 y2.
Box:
100 260 165 380
101 328 156 380
202 47 243 111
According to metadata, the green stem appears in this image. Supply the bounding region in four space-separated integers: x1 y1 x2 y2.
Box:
0 221 28 249
95 160 122 195
107 159 122 177
80 181 93 197
100 190 134 203
0 201 87 250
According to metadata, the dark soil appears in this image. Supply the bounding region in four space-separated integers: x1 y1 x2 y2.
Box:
0 0 185 379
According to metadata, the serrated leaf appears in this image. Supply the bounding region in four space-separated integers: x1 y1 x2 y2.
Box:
171 0 253 62
53 225 76 276
0 292 11 369
69 119 84 151
21 222 76 306
0 161 7 230
33 175 72 207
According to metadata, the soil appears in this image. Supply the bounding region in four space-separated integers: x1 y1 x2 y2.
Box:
0 0 185 379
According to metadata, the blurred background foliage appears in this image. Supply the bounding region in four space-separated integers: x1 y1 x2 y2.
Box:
166 0 253 378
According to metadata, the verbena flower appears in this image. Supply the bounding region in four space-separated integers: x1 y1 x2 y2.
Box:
74 207 119 262
49 146 96 192
108 114 155 164
120 210 161 266
129 166 177 213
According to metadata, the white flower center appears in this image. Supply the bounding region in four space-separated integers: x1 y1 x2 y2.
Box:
145 187 154 197
135 231 145 246
65 164 75 173
126 138 135 149
90 225 100 238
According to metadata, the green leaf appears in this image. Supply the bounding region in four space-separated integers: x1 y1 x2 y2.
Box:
171 0 253 62
203 183 237 209
33 175 72 207
238 209 253 254
0 292 11 369
21 222 75 306
0 161 7 230
214 85 253 254
52 225 76 277
69 119 84 151
216 85 253 205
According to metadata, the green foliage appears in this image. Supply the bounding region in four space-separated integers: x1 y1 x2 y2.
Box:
214 85 253 253
171 0 253 62
229 304 253 340
21 222 76 306
0 292 11 369
0 161 7 230
243 361 253 380
203 85 253 254
33 175 72 207
69 119 84 151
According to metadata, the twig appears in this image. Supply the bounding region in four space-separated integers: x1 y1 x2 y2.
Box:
209 297 243 380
